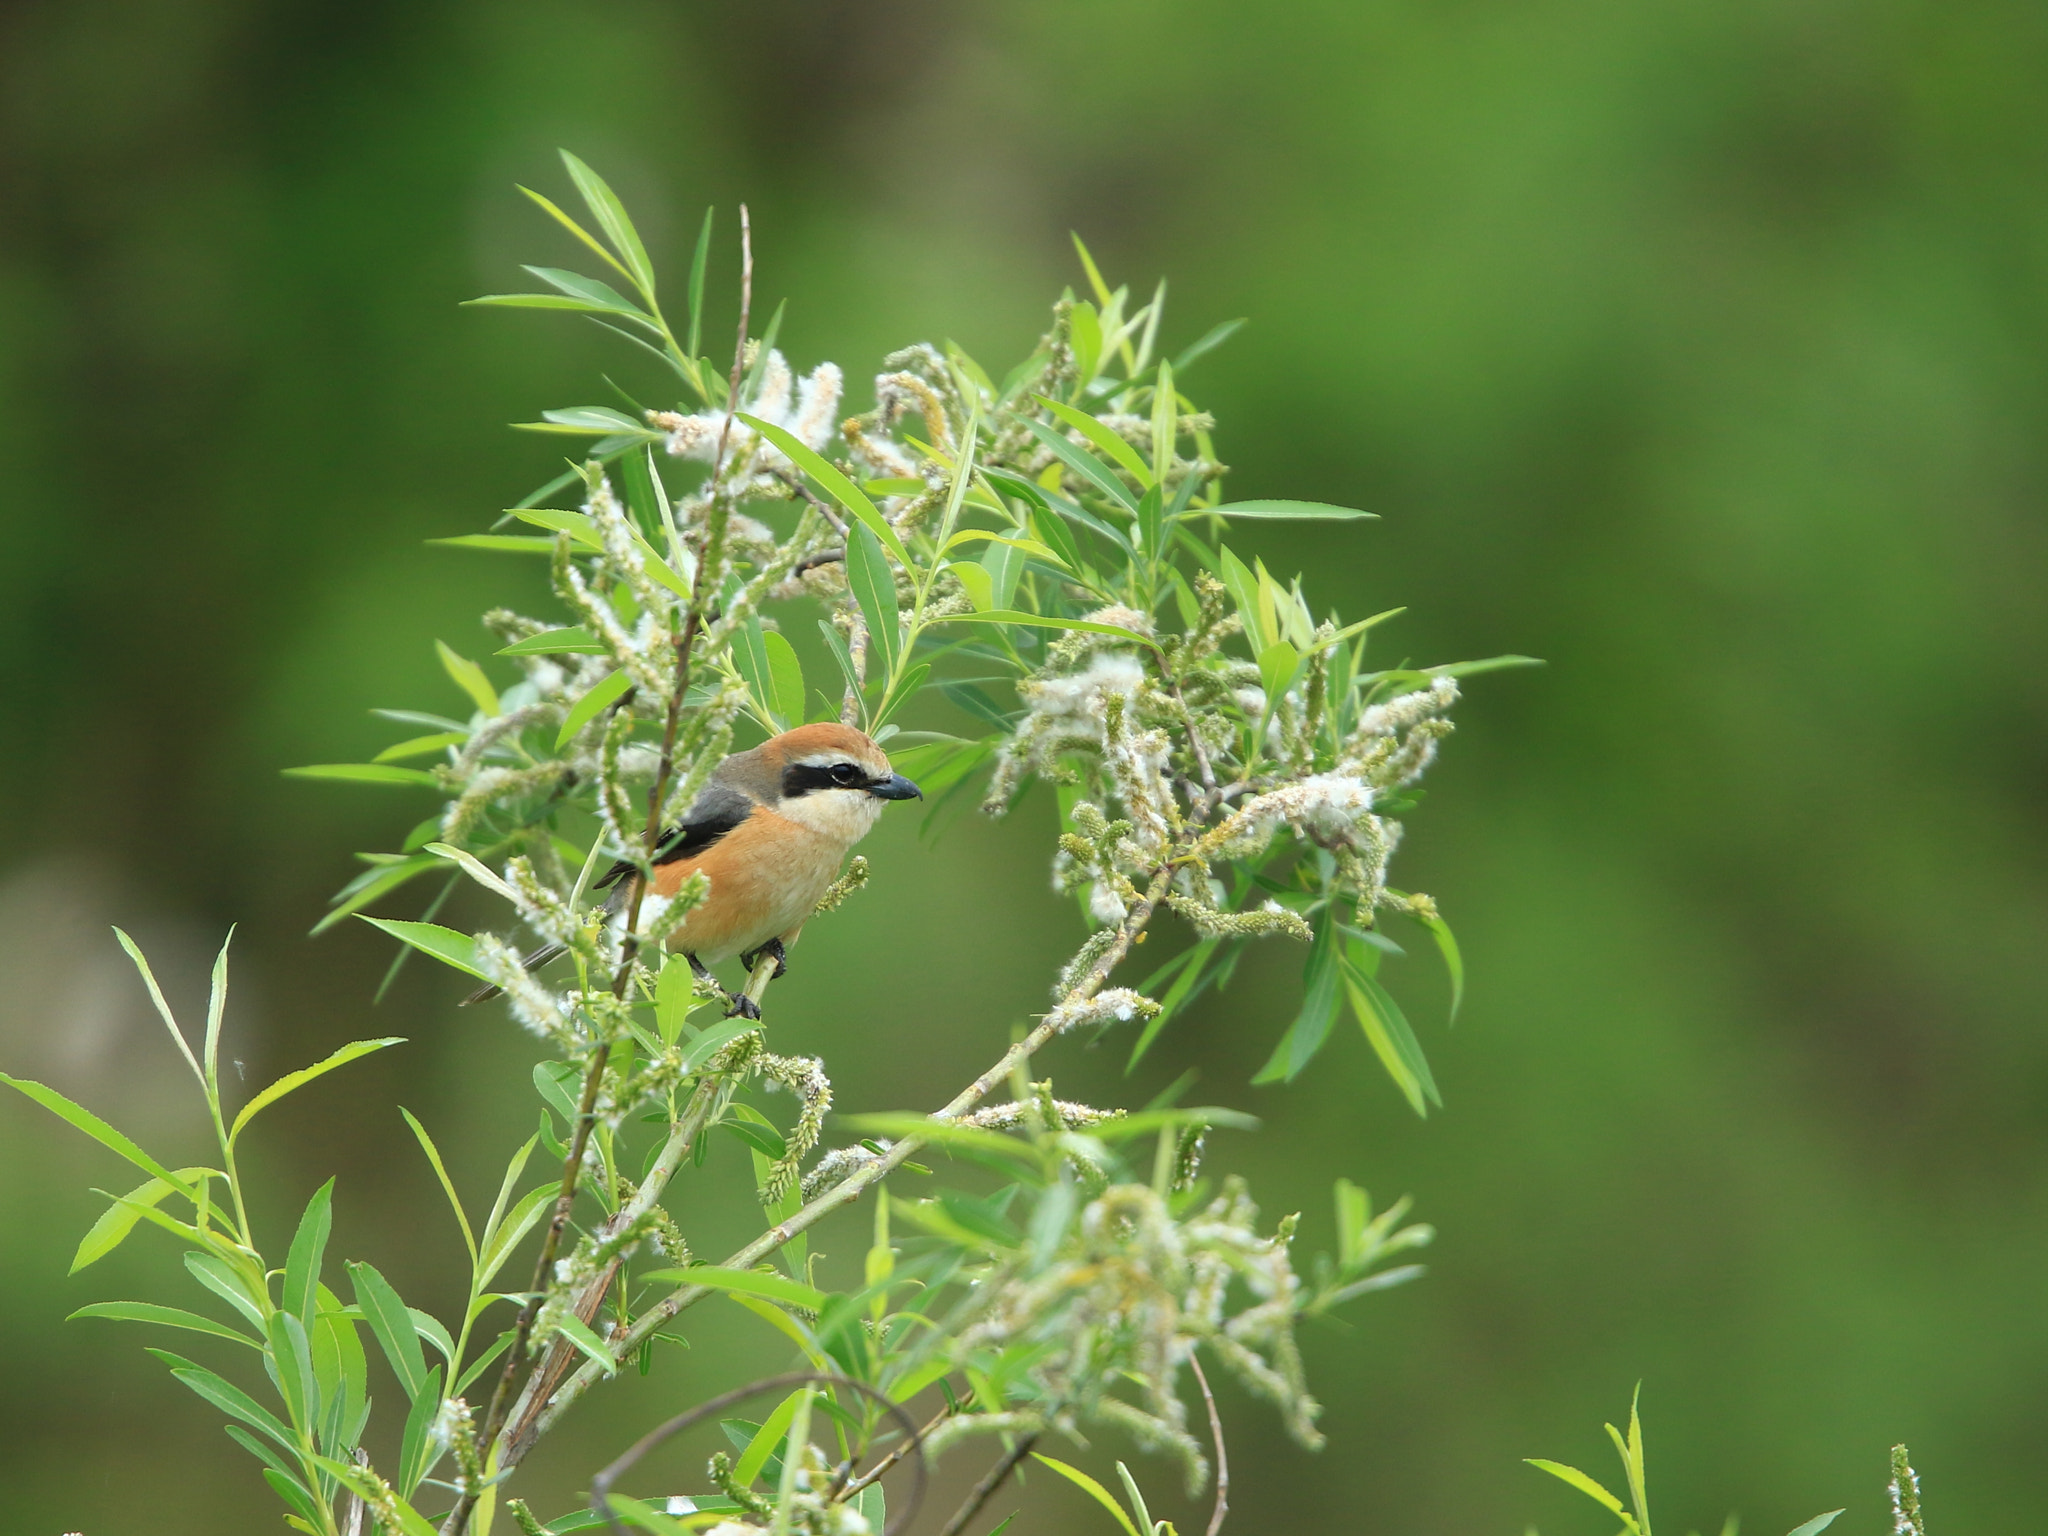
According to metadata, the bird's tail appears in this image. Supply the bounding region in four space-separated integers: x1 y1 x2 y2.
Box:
460 941 567 1006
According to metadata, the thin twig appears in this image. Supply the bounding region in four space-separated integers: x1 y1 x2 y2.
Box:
446 204 760 1536
1190 1353 1229 1536
841 1401 956 1498
935 1432 1038 1536
518 866 1173 1449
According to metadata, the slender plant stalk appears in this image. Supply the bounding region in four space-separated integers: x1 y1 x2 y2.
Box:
935 1432 1040 1536
446 208 759 1536
1191 1353 1229 1536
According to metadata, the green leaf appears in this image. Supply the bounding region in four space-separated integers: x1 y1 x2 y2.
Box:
763 629 806 726
517 266 650 320
521 184 629 284
1406 903 1464 1023
1426 653 1545 679
1258 639 1302 706
560 150 656 297
71 1169 216 1273
734 1388 808 1486
477 1184 553 1290
282 763 440 787
400 1106 478 1268
845 521 900 683
225 1423 315 1508
635 1265 827 1312
267 1309 316 1429
186 1252 267 1329
498 626 607 656
1151 360 1177 486
1029 504 1085 572
69 1301 260 1348
1344 961 1438 1116
464 290 646 317
229 1038 407 1147
687 206 714 360
1201 499 1375 521
374 731 467 762
736 414 910 566
397 1362 445 1496
1786 1514 1844 1536
1215 544 1266 650
314 1452 442 1536
152 1351 296 1452
1173 317 1246 373
528 406 652 438
732 612 782 727
680 1014 758 1074
1069 300 1103 384
0 1074 196 1198
427 533 561 554
348 1261 430 1403
436 640 500 716
358 917 483 981
1020 417 1140 511
310 854 441 935
556 666 633 748
1030 1454 1141 1536
1251 913 1342 1084
656 954 699 1047
1525 1460 1637 1531
949 560 994 611
546 1313 619 1377
932 610 1158 648
1033 395 1152 485
282 1178 335 1325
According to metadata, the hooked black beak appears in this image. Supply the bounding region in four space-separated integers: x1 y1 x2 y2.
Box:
869 773 923 801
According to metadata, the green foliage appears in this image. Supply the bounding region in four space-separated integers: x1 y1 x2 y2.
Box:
1526 1391 1848 1536
4 155 1526 1535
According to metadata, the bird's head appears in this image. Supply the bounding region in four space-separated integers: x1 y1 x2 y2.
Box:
757 722 921 845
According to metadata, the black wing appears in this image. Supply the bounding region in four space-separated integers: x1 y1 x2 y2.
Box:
593 781 755 891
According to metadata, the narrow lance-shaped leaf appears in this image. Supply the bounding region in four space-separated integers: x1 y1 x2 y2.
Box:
556 666 632 749
844 520 899 684
0 1073 197 1199
228 1037 406 1148
1032 395 1151 486
435 640 499 716
736 413 910 566
358 917 484 982
560 150 656 298
69 1301 261 1348
70 1168 217 1273
348 1260 431 1403
282 1178 335 1325
1020 416 1141 512
687 206 714 361
1030 1454 1142 1536
400 1107 477 1264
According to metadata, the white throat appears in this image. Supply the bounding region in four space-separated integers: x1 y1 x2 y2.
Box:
779 787 885 845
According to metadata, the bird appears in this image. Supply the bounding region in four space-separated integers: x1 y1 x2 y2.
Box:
464 722 921 1017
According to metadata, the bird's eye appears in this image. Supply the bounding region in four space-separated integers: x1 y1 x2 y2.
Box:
830 762 860 785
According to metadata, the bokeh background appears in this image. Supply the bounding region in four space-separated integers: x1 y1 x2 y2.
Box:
3 0 2046 1530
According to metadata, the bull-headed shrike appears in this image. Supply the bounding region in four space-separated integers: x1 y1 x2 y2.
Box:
467 723 920 1016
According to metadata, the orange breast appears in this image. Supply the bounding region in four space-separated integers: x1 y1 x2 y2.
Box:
650 808 844 963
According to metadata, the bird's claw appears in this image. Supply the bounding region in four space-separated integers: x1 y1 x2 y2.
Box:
740 938 789 979
724 991 763 1021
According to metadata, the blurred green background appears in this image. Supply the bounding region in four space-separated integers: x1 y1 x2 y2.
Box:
4 0 2046 1530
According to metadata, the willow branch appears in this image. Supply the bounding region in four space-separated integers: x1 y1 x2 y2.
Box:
515 865 1172 1451
446 205 759 1536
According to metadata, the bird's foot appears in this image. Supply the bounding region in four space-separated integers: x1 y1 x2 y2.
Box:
724 990 764 1021
740 938 789 979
